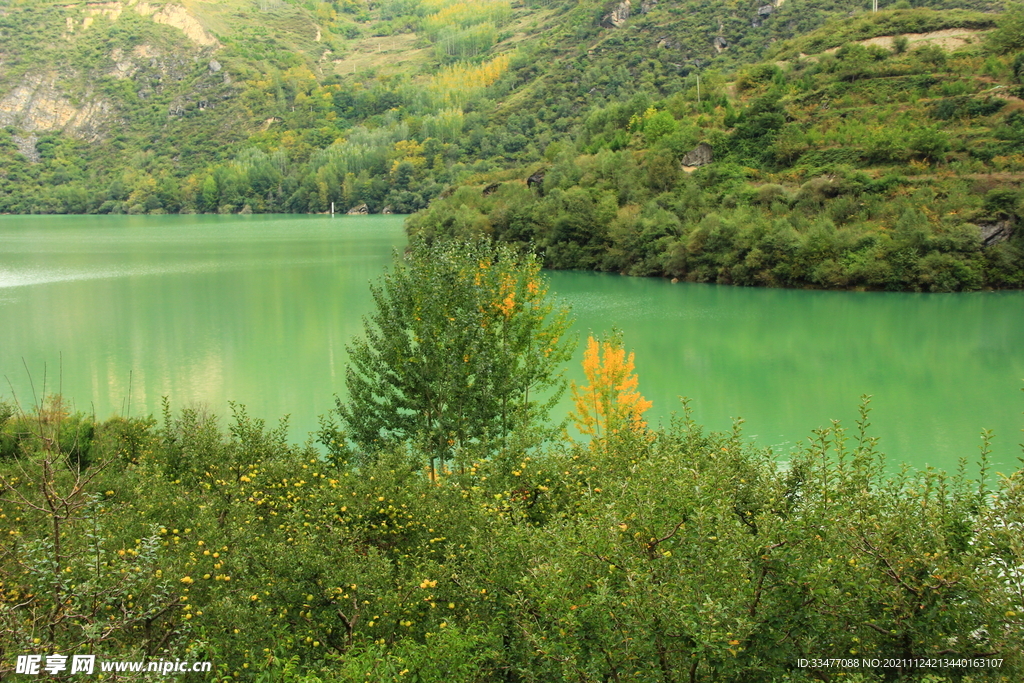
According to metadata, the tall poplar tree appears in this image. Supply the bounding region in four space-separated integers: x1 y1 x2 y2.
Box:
335 239 574 477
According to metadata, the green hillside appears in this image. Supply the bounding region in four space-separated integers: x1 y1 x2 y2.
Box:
0 0 1022 289
409 9 1024 291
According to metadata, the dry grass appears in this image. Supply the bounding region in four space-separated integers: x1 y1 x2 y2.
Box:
331 33 433 76
821 28 989 54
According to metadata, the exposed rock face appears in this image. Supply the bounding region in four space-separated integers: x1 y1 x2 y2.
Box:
601 0 631 28
88 2 125 22
681 142 713 168
108 44 164 79
66 2 219 47
979 219 1015 247
2 2 223 140
347 203 369 215
527 169 546 192
382 205 394 214
0 76 113 142
12 134 40 163
133 2 220 47
640 0 657 13
63 2 124 34
482 182 501 196
757 4 774 15
713 36 728 52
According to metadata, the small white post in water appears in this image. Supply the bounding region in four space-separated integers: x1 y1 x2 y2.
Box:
331 202 335 216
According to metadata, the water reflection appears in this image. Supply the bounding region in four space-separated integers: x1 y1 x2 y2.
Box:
550 272 1024 472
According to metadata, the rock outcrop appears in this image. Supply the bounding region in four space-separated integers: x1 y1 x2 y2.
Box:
65 2 220 47
133 2 220 47
601 0 631 28
681 142 714 168
527 169 546 192
0 76 113 142
347 203 369 215
12 134 40 163
978 219 1015 247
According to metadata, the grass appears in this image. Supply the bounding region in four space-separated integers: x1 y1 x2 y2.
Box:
331 33 433 77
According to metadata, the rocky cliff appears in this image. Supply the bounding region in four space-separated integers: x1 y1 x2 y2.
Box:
0 1 222 144
0 76 114 142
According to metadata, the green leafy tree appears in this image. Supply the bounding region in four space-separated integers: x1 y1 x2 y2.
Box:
335 239 574 477
201 174 220 212
988 2 1024 53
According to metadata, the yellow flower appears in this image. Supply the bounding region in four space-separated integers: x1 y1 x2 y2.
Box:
180 576 194 585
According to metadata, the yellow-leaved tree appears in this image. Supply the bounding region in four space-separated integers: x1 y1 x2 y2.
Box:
569 333 652 439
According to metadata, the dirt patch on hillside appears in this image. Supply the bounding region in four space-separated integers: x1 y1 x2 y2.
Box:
824 28 985 53
332 33 431 76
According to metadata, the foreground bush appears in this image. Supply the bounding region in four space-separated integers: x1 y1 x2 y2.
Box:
1 397 1021 682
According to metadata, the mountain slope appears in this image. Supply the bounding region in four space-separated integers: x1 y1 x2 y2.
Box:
408 8 1024 291
1 0 1022 293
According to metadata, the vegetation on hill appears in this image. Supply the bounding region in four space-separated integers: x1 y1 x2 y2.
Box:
409 10 1024 291
1 0 1023 289
2 245 1022 681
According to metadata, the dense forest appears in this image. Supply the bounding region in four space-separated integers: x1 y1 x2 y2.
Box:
408 10 1024 291
2 242 1022 681
1 0 1023 289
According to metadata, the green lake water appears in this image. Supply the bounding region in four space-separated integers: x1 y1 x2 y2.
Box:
1 214 1022 473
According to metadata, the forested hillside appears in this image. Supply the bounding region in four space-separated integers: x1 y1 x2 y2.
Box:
409 9 1024 290
1 0 1022 289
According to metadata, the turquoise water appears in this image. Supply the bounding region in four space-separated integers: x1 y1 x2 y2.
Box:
1 214 1021 472
551 271 1024 472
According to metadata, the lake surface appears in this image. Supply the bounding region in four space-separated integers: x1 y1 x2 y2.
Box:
1 214 1021 473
